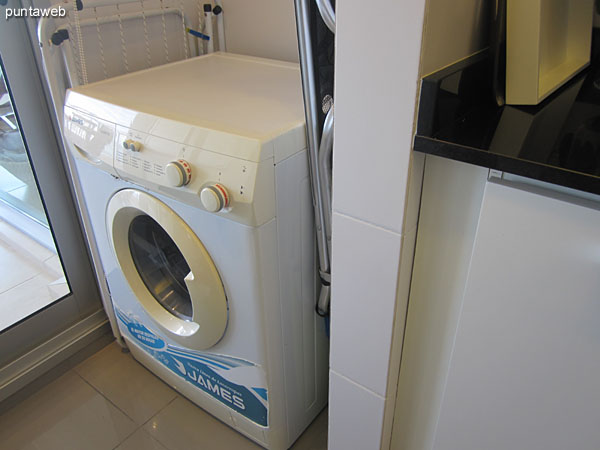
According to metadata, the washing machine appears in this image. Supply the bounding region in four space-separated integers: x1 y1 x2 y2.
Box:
62 53 328 449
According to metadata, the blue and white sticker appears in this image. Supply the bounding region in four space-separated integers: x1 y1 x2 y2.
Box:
116 309 268 426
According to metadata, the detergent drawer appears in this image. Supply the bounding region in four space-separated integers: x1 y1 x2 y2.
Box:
63 106 117 175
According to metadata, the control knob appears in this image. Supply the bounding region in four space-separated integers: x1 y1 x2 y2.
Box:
165 159 192 187
122 139 142 152
200 183 230 212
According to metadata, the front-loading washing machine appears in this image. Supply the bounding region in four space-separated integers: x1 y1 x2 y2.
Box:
62 53 328 450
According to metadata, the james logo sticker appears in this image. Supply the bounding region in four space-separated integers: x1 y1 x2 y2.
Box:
116 309 268 426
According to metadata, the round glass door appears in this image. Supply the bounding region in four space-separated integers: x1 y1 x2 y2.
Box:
128 215 192 320
107 189 228 349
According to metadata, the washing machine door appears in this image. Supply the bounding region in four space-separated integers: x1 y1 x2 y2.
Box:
106 189 227 349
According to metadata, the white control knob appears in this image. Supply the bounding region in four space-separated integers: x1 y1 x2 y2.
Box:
165 159 192 187
200 183 230 212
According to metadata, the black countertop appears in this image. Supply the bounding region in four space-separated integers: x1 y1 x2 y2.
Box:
414 51 600 196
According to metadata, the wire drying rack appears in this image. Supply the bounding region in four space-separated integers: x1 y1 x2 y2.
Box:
38 0 208 122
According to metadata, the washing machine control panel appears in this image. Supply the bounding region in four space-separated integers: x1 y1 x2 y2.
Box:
114 126 261 213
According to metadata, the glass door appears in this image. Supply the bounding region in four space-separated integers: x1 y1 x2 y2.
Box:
0 67 46 225
0 0 103 370
0 64 70 331
128 214 194 321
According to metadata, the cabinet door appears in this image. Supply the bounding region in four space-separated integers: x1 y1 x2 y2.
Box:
434 181 600 450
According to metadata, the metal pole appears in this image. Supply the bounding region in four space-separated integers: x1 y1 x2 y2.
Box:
294 0 331 315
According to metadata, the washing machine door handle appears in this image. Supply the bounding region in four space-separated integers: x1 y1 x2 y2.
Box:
183 271 196 296
184 269 228 344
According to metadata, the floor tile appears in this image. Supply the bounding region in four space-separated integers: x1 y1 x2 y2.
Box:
75 343 178 425
0 272 61 331
290 408 328 450
0 371 136 450
144 396 261 450
47 276 69 300
1 341 329 450
44 255 66 279
0 335 113 417
0 166 25 193
0 244 39 293
115 428 167 450
0 199 56 250
0 220 55 263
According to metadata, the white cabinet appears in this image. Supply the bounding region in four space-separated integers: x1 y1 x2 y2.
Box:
433 180 600 450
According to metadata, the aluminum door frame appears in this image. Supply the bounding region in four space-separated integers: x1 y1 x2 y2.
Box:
0 0 104 369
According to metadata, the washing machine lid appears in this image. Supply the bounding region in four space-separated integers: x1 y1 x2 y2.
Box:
107 189 227 349
64 53 306 163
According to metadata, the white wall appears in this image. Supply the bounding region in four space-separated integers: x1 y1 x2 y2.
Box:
328 1 427 449
221 0 299 62
420 0 489 76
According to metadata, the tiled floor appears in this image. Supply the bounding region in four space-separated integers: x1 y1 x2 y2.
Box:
0 161 47 226
0 218 68 331
0 342 328 450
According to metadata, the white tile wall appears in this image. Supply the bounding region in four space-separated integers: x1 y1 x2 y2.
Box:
330 212 402 396
328 371 385 450
333 0 427 233
331 0 428 448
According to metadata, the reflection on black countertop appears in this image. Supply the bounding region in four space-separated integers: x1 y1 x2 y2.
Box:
414 46 600 196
